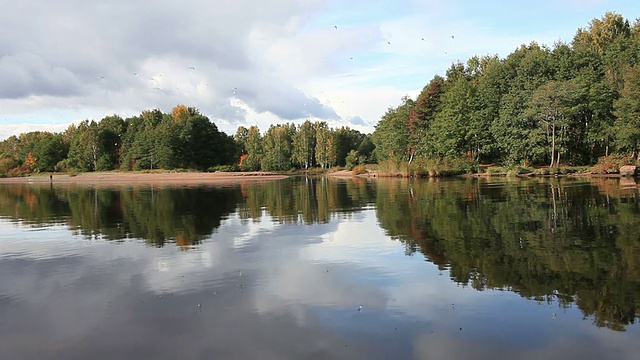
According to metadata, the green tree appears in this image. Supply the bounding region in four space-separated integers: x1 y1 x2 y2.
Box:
242 126 263 171
96 115 126 170
526 79 585 166
356 135 375 163
261 124 292 171
491 43 553 165
315 122 337 168
67 120 102 171
291 120 316 169
427 63 477 158
372 96 414 161
409 75 445 161
234 126 249 155
613 66 640 159
333 126 365 167
31 133 69 172
472 55 505 162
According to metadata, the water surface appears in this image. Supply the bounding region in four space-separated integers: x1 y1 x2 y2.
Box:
1 177 639 359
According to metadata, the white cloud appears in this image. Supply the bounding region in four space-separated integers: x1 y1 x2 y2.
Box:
1 0 636 140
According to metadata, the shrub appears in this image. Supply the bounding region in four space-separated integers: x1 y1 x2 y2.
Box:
352 165 367 175
377 159 408 177
533 168 550 176
590 154 634 174
345 150 359 171
208 164 240 172
508 166 533 175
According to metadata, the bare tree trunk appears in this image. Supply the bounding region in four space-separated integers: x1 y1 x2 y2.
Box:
550 122 556 168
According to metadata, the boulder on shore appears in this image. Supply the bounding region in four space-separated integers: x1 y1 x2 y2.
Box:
619 165 638 177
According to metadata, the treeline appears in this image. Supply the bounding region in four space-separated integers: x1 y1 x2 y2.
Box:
0 105 238 176
4 12 638 176
0 105 374 177
373 12 640 167
233 121 374 172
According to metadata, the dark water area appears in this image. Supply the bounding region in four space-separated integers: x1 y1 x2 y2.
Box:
1 176 639 359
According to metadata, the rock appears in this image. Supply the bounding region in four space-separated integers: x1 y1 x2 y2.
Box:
619 165 638 177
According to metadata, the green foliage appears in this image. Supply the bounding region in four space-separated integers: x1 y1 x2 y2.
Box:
613 66 640 157
208 164 240 172
315 122 337 169
377 159 409 177
505 166 533 176
333 126 365 167
357 135 376 163
412 157 479 177
370 13 640 168
377 157 478 177
486 166 505 175
372 96 414 162
345 150 359 170
291 120 316 169
241 126 263 171
261 124 293 171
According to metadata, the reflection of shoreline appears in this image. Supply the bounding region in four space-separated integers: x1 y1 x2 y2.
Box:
0 171 288 187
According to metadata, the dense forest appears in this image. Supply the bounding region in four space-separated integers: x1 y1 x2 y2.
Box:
373 12 640 167
0 104 374 177
1 12 639 177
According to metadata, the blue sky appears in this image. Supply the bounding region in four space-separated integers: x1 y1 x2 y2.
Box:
0 0 638 139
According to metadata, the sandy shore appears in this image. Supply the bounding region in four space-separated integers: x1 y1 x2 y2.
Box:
0 171 288 186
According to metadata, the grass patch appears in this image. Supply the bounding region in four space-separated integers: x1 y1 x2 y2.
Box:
377 157 478 177
207 164 240 172
486 166 505 175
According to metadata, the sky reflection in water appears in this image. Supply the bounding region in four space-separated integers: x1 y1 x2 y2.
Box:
0 177 639 359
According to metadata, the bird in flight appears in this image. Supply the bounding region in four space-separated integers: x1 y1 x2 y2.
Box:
188 66 195 70
334 25 338 29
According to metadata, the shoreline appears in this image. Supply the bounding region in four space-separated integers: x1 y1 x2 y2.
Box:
0 171 288 186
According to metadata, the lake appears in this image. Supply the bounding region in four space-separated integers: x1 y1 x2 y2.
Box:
1 176 639 359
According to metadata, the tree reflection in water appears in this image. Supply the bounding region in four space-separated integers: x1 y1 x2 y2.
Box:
0 176 638 330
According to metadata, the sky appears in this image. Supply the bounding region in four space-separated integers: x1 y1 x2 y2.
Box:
0 0 638 140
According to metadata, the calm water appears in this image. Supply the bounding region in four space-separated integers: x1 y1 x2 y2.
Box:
1 176 639 359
